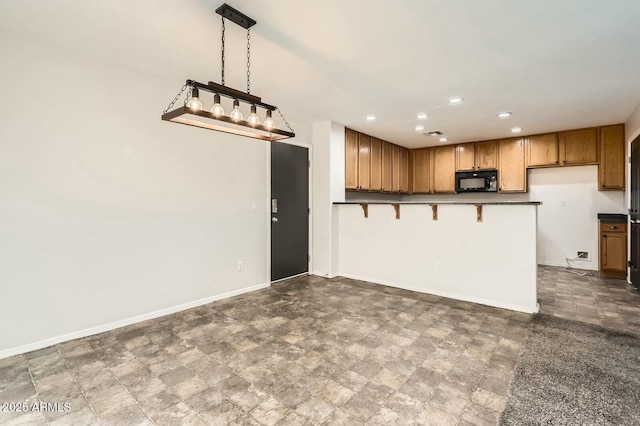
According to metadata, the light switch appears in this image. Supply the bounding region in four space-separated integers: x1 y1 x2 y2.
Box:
251 201 258 211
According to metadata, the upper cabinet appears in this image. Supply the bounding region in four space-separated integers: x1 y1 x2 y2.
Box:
476 141 498 170
526 133 559 167
346 123 624 195
345 129 358 190
400 147 410 193
433 145 456 193
456 141 497 171
345 128 409 193
560 127 598 165
412 148 432 193
370 137 382 191
455 144 475 171
498 138 527 193
357 133 371 191
599 124 625 190
381 141 393 192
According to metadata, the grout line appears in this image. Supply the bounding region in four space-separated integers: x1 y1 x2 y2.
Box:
24 354 50 426
54 345 100 423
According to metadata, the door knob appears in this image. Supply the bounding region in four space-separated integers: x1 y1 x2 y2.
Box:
271 217 278 223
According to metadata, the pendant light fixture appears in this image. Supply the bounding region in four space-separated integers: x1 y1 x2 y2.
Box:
161 4 295 141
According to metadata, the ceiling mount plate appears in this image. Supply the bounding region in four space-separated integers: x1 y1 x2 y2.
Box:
215 3 256 29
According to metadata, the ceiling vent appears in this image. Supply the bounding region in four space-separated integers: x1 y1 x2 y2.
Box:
423 131 443 137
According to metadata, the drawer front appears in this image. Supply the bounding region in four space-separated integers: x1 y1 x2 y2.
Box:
600 222 627 234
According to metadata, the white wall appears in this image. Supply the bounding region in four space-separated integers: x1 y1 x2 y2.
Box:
529 166 625 269
338 204 538 313
0 30 272 357
311 121 344 277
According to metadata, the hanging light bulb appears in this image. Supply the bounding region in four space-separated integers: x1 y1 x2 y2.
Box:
230 99 243 122
211 94 224 117
186 87 202 110
264 110 276 130
247 105 260 127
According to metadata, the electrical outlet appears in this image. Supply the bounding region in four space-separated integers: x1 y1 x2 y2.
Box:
435 262 442 272
577 251 589 260
237 261 244 271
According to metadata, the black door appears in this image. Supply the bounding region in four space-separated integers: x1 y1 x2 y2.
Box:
631 136 640 289
271 142 309 281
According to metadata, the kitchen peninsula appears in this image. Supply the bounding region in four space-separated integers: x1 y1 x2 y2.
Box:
333 201 540 313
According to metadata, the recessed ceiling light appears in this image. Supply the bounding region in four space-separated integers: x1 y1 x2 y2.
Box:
427 131 443 136
416 113 428 120
414 124 425 131
511 127 522 133
449 96 463 104
439 137 448 143
365 114 376 121
497 112 512 118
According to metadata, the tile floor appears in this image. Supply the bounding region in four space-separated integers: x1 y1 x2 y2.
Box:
0 266 638 425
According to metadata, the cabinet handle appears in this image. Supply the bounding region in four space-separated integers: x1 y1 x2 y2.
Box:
610 226 618 230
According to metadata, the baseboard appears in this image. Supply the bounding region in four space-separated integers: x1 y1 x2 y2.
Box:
311 271 339 279
338 273 537 314
0 282 270 360
539 260 597 271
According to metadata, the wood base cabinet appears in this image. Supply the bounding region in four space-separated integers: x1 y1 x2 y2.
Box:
599 221 627 279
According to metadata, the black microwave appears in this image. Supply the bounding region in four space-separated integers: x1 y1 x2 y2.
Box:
455 170 498 192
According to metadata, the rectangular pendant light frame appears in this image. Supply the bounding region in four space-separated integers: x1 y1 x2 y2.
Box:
162 106 294 141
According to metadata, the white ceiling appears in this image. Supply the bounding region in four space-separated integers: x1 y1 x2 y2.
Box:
2 1 640 148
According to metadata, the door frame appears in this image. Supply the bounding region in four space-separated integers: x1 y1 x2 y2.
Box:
267 139 313 285
627 128 640 284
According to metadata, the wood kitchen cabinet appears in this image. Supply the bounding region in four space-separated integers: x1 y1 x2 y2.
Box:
392 145 401 192
560 127 598 165
599 221 627 279
412 148 432 193
456 141 497 171
370 137 382 191
381 141 393 192
476 140 498 170
433 145 456 193
527 133 559 167
345 129 358 190
400 147 410 193
455 143 475 171
498 137 527 192
599 124 625 190
357 133 371 190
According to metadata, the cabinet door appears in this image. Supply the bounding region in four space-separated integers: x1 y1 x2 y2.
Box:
498 138 526 192
345 129 358 190
476 140 498 170
400 147 410 193
370 137 382 191
561 127 598 165
599 124 625 190
412 148 432 193
456 143 476 171
601 232 627 272
527 133 559 167
381 141 393 192
433 145 456 193
392 145 401 192
358 133 371 190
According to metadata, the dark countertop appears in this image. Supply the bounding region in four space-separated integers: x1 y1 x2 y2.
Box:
597 213 627 223
334 201 542 205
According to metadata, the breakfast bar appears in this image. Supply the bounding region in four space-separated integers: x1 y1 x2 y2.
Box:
333 201 541 313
